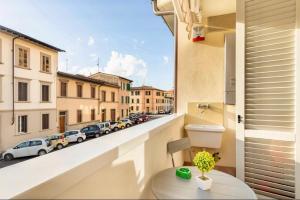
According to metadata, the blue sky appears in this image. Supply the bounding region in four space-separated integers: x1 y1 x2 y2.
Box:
0 0 174 90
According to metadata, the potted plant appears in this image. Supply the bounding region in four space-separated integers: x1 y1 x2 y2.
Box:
193 151 216 190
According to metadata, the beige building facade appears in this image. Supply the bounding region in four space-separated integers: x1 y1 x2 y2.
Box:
89 72 132 118
0 25 64 151
130 86 171 114
57 72 120 132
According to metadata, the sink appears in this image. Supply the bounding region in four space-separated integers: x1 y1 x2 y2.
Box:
185 124 225 148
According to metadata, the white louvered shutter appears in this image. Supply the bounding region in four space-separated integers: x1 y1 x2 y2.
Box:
243 0 296 199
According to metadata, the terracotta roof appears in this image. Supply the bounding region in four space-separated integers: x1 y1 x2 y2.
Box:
89 72 133 82
131 85 165 92
57 71 120 88
0 25 65 52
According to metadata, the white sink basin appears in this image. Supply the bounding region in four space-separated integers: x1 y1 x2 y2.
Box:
185 124 225 148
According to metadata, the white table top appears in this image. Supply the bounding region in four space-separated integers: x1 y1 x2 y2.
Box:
152 167 257 199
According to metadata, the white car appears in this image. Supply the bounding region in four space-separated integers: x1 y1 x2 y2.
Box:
2 138 53 161
64 130 86 143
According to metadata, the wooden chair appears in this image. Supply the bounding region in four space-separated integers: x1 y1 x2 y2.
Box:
167 137 193 167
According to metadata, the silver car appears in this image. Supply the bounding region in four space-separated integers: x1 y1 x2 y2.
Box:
96 122 111 134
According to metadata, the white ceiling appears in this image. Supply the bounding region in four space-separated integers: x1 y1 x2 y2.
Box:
157 0 236 17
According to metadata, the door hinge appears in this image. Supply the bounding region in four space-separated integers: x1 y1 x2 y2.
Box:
238 115 243 124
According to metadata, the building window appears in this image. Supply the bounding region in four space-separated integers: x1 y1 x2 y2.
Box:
16 45 30 68
121 96 124 104
121 109 124 118
60 82 67 97
77 84 82 98
91 109 95 121
135 91 140 95
18 81 28 101
137 99 140 104
146 91 151 95
131 91 134 95
101 91 106 102
156 92 161 96
132 99 134 103
111 92 115 102
126 109 129 116
101 109 106 122
126 83 131 91
0 38 2 63
126 96 130 104
77 110 82 123
18 115 28 134
40 53 51 73
146 99 150 103
130 106 134 111
42 113 49 130
41 84 50 102
136 106 139 111
91 86 96 98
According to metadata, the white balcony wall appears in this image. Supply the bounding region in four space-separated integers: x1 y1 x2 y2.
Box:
0 115 184 199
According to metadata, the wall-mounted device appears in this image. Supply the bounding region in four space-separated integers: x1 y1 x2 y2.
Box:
224 32 236 105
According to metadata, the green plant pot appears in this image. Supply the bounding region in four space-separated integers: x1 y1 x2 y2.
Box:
176 168 192 180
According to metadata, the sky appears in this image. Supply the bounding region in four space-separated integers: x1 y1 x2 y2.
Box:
0 0 174 90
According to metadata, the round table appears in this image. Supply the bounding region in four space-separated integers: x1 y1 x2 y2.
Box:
152 167 257 199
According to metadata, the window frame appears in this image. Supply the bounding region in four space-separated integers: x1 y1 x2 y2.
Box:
40 52 51 73
77 110 82 123
17 115 28 134
111 92 115 102
77 83 83 98
0 38 2 64
15 44 30 69
91 109 96 121
60 81 68 97
41 113 50 130
91 85 96 99
16 79 30 102
40 82 51 103
101 90 106 102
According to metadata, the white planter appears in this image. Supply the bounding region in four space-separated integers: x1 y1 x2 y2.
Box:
195 176 213 190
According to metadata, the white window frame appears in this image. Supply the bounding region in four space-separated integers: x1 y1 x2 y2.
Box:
40 82 51 103
15 79 30 102
40 52 51 73
15 44 30 69
17 115 28 135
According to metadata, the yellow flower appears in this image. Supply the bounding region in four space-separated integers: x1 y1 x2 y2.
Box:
193 151 215 174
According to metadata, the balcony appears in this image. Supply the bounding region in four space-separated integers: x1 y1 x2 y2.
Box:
0 114 187 199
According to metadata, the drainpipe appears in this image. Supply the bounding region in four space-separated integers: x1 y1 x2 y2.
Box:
11 36 20 125
151 0 178 113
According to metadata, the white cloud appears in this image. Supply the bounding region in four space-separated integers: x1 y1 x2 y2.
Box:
163 56 169 64
104 51 147 85
88 36 95 46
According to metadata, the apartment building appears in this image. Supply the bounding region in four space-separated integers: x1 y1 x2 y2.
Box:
0 25 64 151
89 72 132 118
130 86 170 114
164 90 174 113
57 72 120 132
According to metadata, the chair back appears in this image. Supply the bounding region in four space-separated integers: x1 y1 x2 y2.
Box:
167 137 192 167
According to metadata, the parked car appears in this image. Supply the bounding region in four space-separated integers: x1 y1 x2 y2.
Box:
81 125 104 138
2 138 53 161
158 110 165 114
121 119 133 127
109 121 126 131
139 114 149 122
64 130 86 143
109 121 120 131
47 133 69 150
129 116 142 124
96 122 111 134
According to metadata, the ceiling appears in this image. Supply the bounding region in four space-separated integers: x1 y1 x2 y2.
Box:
157 0 236 33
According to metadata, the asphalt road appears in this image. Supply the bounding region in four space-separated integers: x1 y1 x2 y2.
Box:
0 114 166 169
